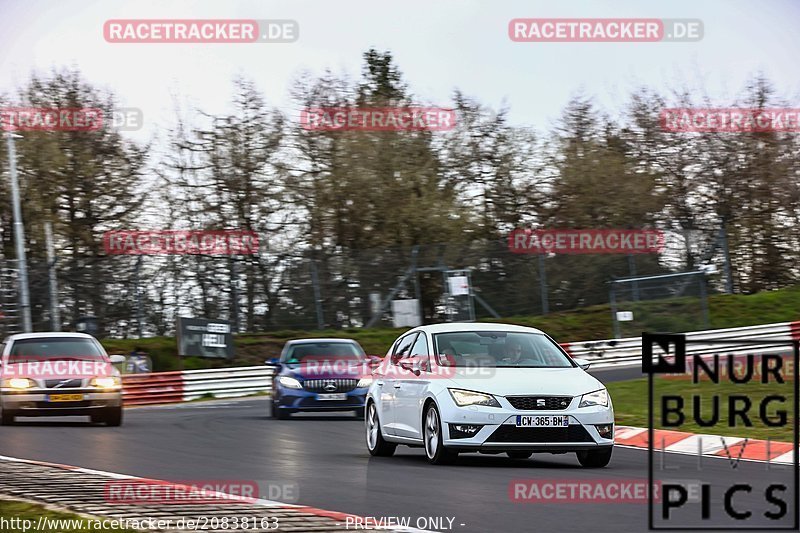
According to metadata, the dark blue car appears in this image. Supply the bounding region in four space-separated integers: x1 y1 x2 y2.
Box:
267 339 379 419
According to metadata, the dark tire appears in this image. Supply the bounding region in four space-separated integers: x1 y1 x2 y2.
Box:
366 402 396 457
423 404 458 465
507 451 533 459
577 447 613 468
354 407 365 419
0 410 14 426
275 405 290 420
104 408 123 427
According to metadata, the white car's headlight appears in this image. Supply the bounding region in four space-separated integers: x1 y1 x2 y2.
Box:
278 376 303 389
448 389 501 408
5 377 35 390
90 376 122 389
356 377 373 388
579 388 609 408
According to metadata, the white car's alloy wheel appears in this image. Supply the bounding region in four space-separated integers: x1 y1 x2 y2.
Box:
424 407 439 459
365 402 396 456
367 403 379 450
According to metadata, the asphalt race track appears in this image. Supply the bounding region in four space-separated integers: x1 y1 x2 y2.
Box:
0 367 794 533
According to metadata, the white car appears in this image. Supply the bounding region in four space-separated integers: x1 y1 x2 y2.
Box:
365 323 614 466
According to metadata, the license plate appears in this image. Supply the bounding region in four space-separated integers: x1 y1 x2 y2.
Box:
48 394 84 402
317 393 347 401
516 415 569 427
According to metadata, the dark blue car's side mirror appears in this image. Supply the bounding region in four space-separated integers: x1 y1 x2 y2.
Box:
266 358 280 366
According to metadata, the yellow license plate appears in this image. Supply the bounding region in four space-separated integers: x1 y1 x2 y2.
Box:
48 394 84 402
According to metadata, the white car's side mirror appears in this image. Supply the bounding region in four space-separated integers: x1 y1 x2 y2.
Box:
573 358 591 370
109 354 126 364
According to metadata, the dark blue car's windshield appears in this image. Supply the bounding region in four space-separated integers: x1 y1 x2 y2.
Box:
283 342 365 364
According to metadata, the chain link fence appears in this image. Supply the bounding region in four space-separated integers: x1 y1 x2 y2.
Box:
0 228 735 338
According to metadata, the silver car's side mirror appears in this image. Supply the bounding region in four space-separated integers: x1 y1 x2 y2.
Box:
109 354 126 364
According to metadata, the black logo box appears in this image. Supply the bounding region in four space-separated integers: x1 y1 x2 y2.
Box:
643 333 799 531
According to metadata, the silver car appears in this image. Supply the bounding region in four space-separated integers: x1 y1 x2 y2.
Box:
0 332 125 426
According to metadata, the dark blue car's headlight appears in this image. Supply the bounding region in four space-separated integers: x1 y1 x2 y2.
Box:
277 376 303 389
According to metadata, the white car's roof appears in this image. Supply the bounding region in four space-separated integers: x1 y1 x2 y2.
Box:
409 322 547 335
4 332 96 342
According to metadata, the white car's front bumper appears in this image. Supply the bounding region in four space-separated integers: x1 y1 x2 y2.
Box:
437 391 614 451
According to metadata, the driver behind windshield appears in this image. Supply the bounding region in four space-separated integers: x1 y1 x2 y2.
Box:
500 337 538 366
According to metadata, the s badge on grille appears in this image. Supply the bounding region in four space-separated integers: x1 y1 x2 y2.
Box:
536 398 546 407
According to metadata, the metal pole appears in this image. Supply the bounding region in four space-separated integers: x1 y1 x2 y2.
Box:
134 255 143 337
609 282 621 339
44 221 61 331
229 256 240 333
538 253 549 315
719 221 734 294
411 246 422 325
698 273 710 328
628 254 639 301
5 133 32 332
309 258 324 330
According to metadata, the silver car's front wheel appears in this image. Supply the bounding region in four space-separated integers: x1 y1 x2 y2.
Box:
366 402 396 457
423 404 457 465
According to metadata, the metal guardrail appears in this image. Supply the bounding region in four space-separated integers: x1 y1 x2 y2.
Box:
561 320 800 369
181 366 273 401
122 371 184 405
122 321 800 404
122 366 273 405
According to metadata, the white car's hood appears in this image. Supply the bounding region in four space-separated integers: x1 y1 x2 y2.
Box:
445 367 604 397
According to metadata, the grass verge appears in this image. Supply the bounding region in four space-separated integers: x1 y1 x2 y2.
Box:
608 377 795 442
0 499 139 532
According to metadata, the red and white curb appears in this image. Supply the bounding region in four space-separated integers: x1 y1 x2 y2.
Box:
0 454 431 532
615 425 796 465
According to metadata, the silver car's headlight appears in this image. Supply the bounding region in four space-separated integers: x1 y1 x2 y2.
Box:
4 377 35 390
278 376 303 389
579 388 609 408
90 376 122 389
448 389 501 408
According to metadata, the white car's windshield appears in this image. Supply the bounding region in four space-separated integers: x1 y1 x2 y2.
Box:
433 331 573 368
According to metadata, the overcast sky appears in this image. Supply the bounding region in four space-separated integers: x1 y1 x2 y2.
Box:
1 0 798 143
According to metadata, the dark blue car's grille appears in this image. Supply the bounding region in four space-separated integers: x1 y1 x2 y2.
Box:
302 379 358 393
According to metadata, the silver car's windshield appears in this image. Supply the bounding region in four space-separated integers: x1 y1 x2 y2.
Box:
7 338 107 364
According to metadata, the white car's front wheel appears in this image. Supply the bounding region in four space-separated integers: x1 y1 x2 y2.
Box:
576 447 613 468
423 404 457 465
